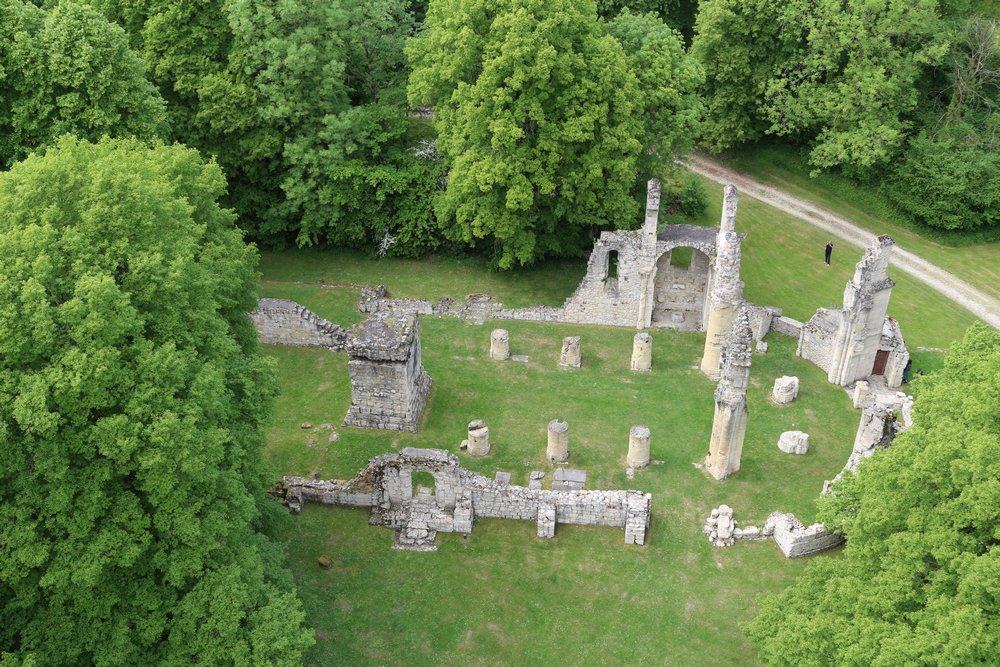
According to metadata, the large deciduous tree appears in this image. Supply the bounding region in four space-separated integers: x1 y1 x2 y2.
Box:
745 323 1000 665
0 0 166 169
408 0 643 268
0 137 313 665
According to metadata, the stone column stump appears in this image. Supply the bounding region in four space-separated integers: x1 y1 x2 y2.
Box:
627 425 651 468
559 336 581 368
546 420 570 463
465 419 491 456
631 332 652 372
771 376 800 404
490 329 510 361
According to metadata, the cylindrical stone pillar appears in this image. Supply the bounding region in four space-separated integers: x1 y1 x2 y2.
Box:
466 419 490 456
490 329 510 361
627 425 651 468
631 332 652 372
559 336 581 368
546 420 569 463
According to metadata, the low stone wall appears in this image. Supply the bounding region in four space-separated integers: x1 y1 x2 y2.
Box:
771 315 804 338
279 447 651 547
768 511 844 557
249 298 349 348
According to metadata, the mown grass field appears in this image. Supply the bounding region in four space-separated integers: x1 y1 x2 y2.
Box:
258 182 979 664
713 142 1000 303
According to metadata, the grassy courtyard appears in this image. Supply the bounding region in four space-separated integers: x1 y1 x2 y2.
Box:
258 186 980 664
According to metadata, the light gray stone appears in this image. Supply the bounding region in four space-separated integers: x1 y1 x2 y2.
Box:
777 430 810 455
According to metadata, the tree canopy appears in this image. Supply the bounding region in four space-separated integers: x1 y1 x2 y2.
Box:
745 323 1000 665
0 0 166 169
0 137 312 665
408 0 644 268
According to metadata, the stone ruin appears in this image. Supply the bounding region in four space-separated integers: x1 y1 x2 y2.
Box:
559 336 582 368
249 298 349 348
798 236 909 389
771 375 800 404
560 180 745 340
343 310 432 432
705 304 753 480
277 447 652 550
777 431 809 455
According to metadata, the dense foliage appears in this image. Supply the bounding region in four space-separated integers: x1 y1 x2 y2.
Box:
0 0 166 169
0 138 312 665
746 323 1000 665
408 0 645 267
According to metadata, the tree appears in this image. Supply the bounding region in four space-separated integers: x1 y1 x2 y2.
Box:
408 0 643 268
0 0 166 169
745 323 1000 665
0 137 313 665
690 0 794 151
606 10 703 179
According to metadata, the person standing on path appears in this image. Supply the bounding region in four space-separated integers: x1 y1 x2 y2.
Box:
825 240 834 265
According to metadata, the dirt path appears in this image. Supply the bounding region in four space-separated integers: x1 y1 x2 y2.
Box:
682 154 1000 329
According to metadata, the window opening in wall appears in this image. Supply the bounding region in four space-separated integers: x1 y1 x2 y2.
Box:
607 250 619 279
411 471 436 498
670 247 692 268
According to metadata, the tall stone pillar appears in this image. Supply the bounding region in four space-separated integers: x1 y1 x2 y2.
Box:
827 236 896 386
701 185 745 378
630 332 652 372
642 178 660 252
546 420 569 463
706 305 753 480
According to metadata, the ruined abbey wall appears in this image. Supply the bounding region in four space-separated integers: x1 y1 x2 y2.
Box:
249 298 349 348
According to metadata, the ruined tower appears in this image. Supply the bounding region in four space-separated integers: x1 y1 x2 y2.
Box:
700 185 744 377
705 304 753 480
827 236 895 386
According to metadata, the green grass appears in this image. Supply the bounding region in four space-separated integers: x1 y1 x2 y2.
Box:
713 142 1000 302
265 322 858 665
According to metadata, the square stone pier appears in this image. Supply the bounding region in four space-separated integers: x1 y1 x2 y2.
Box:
343 310 432 432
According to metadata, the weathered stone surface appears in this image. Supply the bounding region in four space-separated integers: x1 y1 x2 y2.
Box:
466 419 490 456
490 329 510 361
546 420 570 463
703 504 736 547
626 425 651 469
706 305 752 480
778 431 810 455
768 511 844 558
552 468 587 491
494 471 511 485
343 310 432 432
559 336 581 368
771 375 800 404
280 447 651 547
250 298 349 348
630 332 652 372
852 380 870 408
755 340 768 354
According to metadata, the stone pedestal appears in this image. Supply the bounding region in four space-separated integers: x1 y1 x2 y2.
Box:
559 336 581 368
630 332 652 372
490 329 510 361
546 420 569 463
771 376 800 404
465 419 490 456
627 425 651 468
777 431 809 454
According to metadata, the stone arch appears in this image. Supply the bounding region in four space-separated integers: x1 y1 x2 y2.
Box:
650 246 711 330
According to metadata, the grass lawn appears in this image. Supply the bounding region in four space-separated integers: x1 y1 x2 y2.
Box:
712 142 1000 302
265 326 857 666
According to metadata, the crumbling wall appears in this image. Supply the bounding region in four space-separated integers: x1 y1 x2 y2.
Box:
768 511 844 557
798 309 839 373
279 447 651 546
249 298 349 348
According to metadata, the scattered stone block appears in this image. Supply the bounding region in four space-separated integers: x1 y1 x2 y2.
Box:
510 354 529 363
528 478 542 490
755 340 768 354
626 425 651 469
494 471 511 485
559 336 581 368
317 554 333 569
630 332 652 372
546 419 569 463
300 422 313 429
490 329 510 361
552 468 587 491
771 375 800 404
703 504 735 547
777 431 809 455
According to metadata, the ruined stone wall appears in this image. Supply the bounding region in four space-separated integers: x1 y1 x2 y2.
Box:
559 230 649 328
798 309 839 373
280 448 651 546
249 298 349 348
769 512 844 557
771 315 804 338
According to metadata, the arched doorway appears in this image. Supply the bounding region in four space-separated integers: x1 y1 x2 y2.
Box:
651 247 711 330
